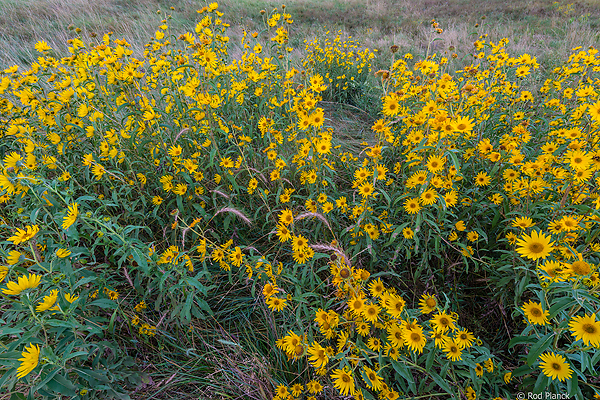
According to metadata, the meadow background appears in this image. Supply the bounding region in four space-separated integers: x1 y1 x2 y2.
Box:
1 0 600 399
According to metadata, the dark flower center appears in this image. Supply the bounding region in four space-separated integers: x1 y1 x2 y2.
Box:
583 323 597 334
529 243 544 253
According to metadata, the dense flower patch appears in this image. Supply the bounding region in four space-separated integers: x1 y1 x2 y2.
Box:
1 2 600 399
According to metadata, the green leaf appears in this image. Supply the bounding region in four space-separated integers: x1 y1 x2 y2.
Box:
0 327 24 337
46 319 79 329
512 363 534 378
429 370 454 394
45 373 77 396
549 297 576 318
89 299 117 309
74 368 110 385
532 372 548 394
184 277 207 294
508 335 539 349
29 207 40 225
183 291 194 322
567 372 578 398
75 195 98 203
108 308 118 333
196 298 213 315
425 347 436 372
392 360 416 394
33 368 60 393
0 350 24 364
579 351 591 374
0 367 17 391
527 333 554 366
64 351 89 361
359 388 376 400
131 247 149 274
591 349 600 369
216 339 241 347
73 276 97 290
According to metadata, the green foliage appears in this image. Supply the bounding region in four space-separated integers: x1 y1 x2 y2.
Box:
0 2 600 399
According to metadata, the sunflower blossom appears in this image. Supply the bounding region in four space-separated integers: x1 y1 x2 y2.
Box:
17 343 40 379
7 225 40 245
2 273 41 295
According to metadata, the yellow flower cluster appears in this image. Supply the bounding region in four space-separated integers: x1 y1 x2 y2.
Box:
0 2 599 398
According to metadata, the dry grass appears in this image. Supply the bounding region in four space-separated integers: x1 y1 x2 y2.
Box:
0 0 195 66
215 0 600 67
1 0 598 68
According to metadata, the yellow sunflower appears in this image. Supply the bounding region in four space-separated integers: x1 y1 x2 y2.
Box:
418 293 437 314
347 296 365 316
420 188 438 205
382 95 400 117
538 352 572 382
466 386 476 400
403 324 427 354
279 208 294 226
266 296 286 312
362 366 384 391
292 235 308 252
512 216 534 229
403 197 422 214
475 363 484 377
443 339 462 361
564 254 591 276
330 367 355 396
430 329 450 349
521 300 549 325
387 323 404 348
307 379 323 394
515 230 554 260
569 313 600 347
276 224 292 242
567 149 592 170
367 337 382 351
454 329 476 349
356 320 371 336
474 171 491 186
443 190 458 207
430 311 456 333
384 294 406 318
358 182 376 198
426 155 446 174
7 225 40 245
368 278 385 297
36 289 59 312
17 343 40 379
402 227 415 239
275 385 289 398
363 303 380 323
62 202 79 230
307 341 329 369
2 273 41 295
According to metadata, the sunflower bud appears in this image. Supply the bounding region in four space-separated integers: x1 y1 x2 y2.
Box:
375 69 390 79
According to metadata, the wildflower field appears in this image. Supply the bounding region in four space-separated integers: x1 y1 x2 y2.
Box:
2 1 600 399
